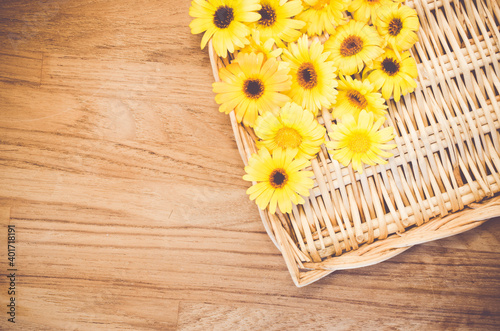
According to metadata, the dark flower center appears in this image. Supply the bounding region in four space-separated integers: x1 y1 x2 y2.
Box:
388 18 403 36
258 4 276 27
297 62 318 89
213 6 234 29
346 90 368 109
381 57 400 76
269 168 288 188
243 79 265 99
340 35 364 57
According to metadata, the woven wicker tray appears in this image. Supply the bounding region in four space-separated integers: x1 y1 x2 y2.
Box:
208 0 500 286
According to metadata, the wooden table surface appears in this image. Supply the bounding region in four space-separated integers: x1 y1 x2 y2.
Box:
0 0 499 330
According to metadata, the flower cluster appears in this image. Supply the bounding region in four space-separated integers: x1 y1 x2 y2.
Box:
190 0 419 214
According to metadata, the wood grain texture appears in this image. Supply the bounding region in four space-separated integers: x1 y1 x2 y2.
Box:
0 0 499 329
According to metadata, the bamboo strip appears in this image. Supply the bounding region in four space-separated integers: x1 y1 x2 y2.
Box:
312 175 499 256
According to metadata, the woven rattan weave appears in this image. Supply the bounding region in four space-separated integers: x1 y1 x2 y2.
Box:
208 0 500 286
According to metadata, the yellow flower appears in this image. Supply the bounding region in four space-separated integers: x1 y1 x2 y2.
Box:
251 0 305 48
189 0 261 57
282 35 337 115
333 75 387 120
296 0 349 36
213 52 291 127
255 102 326 160
375 3 419 53
364 49 418 102
243 148 314 214
238 29 283 60
324 19 384 75
327 109 396 173
348 0 393 23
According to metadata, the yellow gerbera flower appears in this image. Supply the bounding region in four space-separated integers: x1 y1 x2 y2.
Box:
333 75 387 120
238 29 282 60
251 0 305 48
213 52 291 127
324 19 384 75
348 0 393 23
375 3 419 53
282 35 338 115
364 49 418 102
255 102 326 160
327 109 397 173
296 0 349 36
189 0 261 57
243 148 314 214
